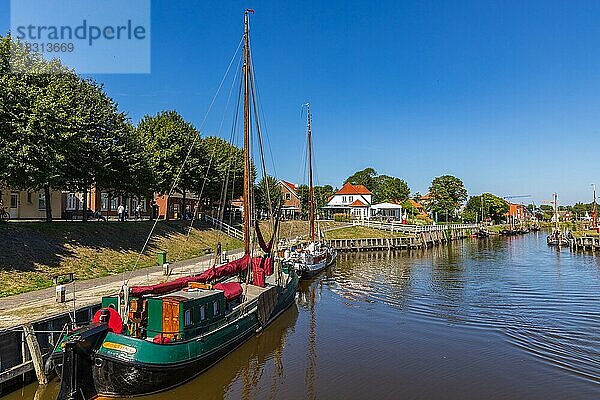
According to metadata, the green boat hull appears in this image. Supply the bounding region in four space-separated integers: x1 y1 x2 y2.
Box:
53 274 299 399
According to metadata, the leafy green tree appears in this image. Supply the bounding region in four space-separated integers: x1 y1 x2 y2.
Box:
1 35 81 221
572 202 592 218
136 111 205 218
373 175 410 203
314 185 334 216
255 175 282 217
297 184 334 219
201 136 245 206
462 193 508 224
297 184 309 219
402 199 417 216
344 167 377 191
427 175 468 222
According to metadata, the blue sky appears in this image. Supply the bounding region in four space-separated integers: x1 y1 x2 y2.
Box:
2 0 600 205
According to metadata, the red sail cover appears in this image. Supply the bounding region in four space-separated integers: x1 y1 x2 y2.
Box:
130 255 274 296
214 282 243 300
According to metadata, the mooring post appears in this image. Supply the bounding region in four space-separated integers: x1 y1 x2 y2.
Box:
23 323 48 385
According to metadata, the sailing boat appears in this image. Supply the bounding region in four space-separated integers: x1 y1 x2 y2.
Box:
284 104 336 279
547 193 569 246
49 11 299 399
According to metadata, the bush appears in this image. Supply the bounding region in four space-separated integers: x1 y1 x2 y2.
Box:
333 213 352 222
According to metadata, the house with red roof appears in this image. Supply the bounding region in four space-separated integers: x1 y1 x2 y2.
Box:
278 180 301 219
322 182 373 219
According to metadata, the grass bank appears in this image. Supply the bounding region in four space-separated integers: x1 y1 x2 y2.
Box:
0 220 242 297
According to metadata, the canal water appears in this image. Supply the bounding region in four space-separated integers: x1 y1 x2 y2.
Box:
5 232 600 400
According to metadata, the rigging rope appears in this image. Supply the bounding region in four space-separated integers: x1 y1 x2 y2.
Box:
124 36 244 285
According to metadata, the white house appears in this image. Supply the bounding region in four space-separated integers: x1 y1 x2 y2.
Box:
370 202 403 220
323 182 372 219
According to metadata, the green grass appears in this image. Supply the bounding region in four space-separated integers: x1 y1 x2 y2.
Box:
323 226 408 240
0 220 242 297
571 230 600 238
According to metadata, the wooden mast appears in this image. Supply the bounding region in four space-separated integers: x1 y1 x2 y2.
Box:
307 103 315 242
243 10 252 255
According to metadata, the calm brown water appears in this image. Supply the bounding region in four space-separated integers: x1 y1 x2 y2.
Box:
5 233 600 399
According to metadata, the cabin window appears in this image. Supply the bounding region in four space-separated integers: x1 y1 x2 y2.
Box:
213 300 220 317
184 309 193 326
200 304 206 321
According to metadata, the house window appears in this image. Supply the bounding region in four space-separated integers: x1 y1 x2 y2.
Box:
139 197 147 212
111 196 118 210
27 192 32 203
213 300 220 317
286 193 291 200
200 304 206 321
67 193 77 210
342 196 346 203
184 309 192 326
101 193 109 211
10 193 18 208
38 192 46 210
349 196 353 202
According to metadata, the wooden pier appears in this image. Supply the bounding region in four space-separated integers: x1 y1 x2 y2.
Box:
325 237 420 251
327 222 478 252
570 236 600 251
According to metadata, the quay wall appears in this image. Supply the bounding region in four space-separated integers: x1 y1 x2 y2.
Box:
0 303 100 394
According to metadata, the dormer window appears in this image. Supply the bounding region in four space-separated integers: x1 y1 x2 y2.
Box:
349 196 353 202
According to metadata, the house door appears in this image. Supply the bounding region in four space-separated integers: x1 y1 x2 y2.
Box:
9 193 18 218
162 300 180 340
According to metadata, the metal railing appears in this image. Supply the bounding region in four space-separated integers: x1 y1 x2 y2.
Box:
352 220 478 234
204 215 244 240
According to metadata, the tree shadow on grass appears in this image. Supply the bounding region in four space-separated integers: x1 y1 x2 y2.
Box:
0 220 214 272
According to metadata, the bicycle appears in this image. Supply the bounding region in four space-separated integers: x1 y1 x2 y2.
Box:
0 207 9 222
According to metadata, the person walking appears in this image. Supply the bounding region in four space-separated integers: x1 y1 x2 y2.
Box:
117 204 124 222
135 204 142 220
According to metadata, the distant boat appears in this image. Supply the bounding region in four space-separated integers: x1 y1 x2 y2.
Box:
284 104 336 279
547 193 569 246
475 228 490 238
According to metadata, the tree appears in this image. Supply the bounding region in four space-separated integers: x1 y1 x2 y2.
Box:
136 111 206 218
201 136 245 207
373 175 410 203
462 193 509 224
255 175 282 218
1 34 147 222
427 175 467 222
344 167 377 191
1 35 95 221
297 184 333 219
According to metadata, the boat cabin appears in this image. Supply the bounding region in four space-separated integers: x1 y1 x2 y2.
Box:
101 285 242 342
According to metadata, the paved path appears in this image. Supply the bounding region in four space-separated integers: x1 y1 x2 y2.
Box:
0 248 244 329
